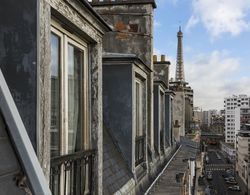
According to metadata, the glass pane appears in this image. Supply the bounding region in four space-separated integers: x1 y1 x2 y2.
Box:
136 82 140 137
50 33 60 158
135 81 143 137
68 43 83 154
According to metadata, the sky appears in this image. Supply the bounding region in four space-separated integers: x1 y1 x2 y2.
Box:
154 0 250 110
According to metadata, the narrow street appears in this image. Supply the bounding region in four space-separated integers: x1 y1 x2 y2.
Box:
204 148 246 195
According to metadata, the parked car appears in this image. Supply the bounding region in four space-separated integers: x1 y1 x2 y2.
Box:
226 169 233 174
207 174 213 180
228 185 241 191
226 180 238 185
224 176 235 181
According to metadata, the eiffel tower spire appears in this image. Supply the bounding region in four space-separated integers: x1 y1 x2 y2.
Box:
175 26 185 82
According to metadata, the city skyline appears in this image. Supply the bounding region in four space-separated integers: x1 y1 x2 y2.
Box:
154 0 250 110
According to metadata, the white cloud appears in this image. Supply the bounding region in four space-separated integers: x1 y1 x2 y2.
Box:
153 48 162 56
154 20 162 28
185 15 199 31
186 0 250 38
178 50 250 110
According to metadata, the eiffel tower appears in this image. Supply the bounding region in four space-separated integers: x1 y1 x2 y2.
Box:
175 26 185 82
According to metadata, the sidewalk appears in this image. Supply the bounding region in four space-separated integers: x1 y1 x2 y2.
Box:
194 167 206 195
235 174 248 195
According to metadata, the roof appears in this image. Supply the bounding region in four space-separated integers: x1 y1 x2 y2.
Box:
82 0 112 32
103 52 153 73
147 144 198 195
90 0 157 9
103 128 133 194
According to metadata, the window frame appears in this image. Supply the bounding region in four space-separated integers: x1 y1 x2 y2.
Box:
50 21 90 157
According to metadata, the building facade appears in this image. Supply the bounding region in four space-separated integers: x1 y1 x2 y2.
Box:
236 128 250 193
0 0 180 194
224 95 250 144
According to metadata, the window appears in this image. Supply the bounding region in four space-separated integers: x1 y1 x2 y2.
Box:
135 78 145 166
135 80 143 138
50 25 89 157
50 23 92 195
159 90 165 151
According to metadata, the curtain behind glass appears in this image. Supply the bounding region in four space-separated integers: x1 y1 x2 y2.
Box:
50 33 60 158
68 44 83 154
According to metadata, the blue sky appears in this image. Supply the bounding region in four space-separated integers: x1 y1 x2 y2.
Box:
154 0 250 110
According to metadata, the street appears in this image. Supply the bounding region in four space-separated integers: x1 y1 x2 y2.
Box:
204 148 246 195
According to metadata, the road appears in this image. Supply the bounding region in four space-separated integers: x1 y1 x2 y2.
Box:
204 149 246 195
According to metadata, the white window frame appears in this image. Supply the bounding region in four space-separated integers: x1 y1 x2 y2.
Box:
51 20 90 195
135 78 143 137
51 21 89 155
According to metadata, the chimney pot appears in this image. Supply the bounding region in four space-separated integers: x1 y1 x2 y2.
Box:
153 55 157 62
161 55 165 62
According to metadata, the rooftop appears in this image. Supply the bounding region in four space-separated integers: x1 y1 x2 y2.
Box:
147 143 198 195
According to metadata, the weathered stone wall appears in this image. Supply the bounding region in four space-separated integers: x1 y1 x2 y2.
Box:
92 0 156 160
92 3 154 68
173 91 185 141
0 0 38 150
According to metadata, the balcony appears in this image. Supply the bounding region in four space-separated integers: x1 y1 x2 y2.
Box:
50 149 95 195
135 135 145 166
160 130 164 151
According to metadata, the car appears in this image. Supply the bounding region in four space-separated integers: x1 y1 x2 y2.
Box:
224 176 235 181
226 180 238 184
226 169 233 174
228 185 241 191
207 174 213 180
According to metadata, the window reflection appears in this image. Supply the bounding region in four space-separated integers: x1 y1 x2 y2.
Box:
50 33 60 158
68 44 84 154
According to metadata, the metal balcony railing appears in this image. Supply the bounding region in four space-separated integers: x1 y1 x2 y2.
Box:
50 150 95 195
135 135 145 166
160 131 164 151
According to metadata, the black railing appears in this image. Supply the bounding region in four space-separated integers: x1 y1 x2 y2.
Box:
160 131 164 151
50 149 95 195
135 135 145 166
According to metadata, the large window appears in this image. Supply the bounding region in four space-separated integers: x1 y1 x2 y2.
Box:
50 23 93 195
159 90 165 151
135 78 145 166
50 25 89 157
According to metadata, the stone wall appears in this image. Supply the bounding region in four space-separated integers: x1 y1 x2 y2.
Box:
0 0 38 150
173 91 185 141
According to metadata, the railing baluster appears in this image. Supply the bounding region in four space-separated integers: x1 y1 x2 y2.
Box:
50 150 95 195
135 135 145 166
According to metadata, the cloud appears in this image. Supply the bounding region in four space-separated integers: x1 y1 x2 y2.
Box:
170 50 250 110
186 0 250 38
153 48 162 56
185 15 199 32
154 20 162 28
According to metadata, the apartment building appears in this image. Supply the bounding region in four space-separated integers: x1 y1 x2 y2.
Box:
224 95 250 144
236 127 250 193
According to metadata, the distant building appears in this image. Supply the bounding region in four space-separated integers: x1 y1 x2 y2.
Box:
224 95 250 144
193 107 203 128
220 141 236 162
201 110 218 131
236 126 250 193
210 114 225 134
